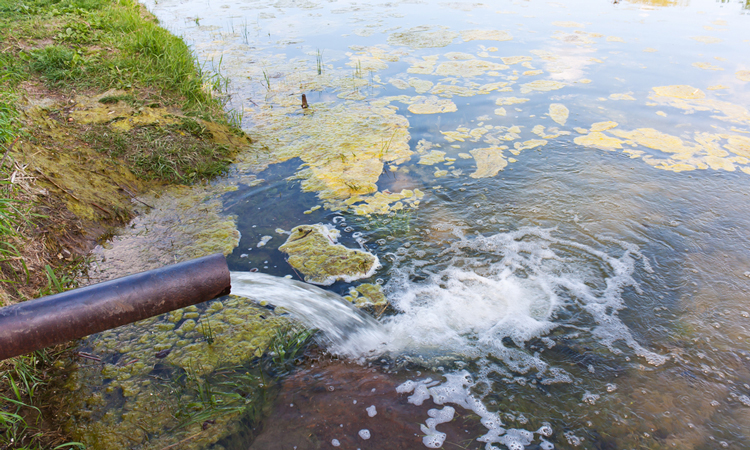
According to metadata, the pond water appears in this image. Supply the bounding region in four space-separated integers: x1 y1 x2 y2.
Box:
64 0 750 448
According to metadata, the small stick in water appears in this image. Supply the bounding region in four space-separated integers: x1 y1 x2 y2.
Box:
301 93 308 109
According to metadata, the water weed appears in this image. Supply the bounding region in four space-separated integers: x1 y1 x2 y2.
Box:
316 49 323 75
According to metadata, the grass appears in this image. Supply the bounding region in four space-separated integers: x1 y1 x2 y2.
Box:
0 98 28 286
1 351 85 449
200 318 215 345
82 119 234 183
268 325 315 372
0 0 236 123
261 68 271 90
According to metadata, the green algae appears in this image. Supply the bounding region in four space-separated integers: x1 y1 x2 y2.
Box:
434 59 510 77
238 100 413 215
344 283 388 307
348 188 424 216
279 224 380 285
431 81 510 98
549 103 569 126
519 79 566 94
406 96 458 114
460 29 513 42
17 104 143 224
648 85 750 128
13 88 249 230
573 123 750 174
419 150 447 165
407 55 439 74
469 147 509 178
388 26 458 49
496 97 530 105
62 296 291 450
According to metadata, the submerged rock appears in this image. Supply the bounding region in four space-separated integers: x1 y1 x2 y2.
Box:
279 224 380 285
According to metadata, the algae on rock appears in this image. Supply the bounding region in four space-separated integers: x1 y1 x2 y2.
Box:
279 224 380 285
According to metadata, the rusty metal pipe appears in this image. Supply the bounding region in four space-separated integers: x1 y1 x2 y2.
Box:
0 253 230 360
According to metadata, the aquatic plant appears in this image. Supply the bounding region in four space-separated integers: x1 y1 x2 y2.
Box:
268 326 315 371
316 49 323 75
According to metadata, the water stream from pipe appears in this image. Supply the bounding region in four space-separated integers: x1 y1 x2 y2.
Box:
230 271 388 358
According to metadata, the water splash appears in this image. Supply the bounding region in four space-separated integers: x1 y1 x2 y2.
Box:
381 226 666 369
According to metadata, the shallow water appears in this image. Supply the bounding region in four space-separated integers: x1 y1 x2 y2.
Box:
73 0 750 448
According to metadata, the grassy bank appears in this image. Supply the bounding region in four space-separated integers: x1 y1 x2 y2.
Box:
0 0 249 447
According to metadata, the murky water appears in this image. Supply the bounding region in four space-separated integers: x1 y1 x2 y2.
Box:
66 0 750 448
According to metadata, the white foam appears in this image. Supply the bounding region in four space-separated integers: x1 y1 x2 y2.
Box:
582 391 600 405
498 429 534 450
421 431 447 448
381 226 666 370
236 227 666 449
398 371 566 449
419 406 454 448
358 429 371 440
366 405 377 417
537 423 553 437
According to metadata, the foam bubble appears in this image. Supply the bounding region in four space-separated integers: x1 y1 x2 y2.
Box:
401 371 565 449
421 430 447 448
418 406 455 448
564 431 583 446
537 424 553 437
498 429 534 450
358 429 371 439
366 405 377 417
382 228 666 449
